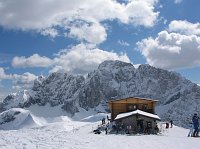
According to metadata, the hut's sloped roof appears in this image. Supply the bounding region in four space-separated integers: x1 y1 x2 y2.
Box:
114 109 160 121
109 97 158 103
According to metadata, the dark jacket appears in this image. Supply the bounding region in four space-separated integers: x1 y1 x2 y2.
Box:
192 115 199 128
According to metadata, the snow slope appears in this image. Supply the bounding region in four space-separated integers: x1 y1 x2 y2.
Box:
0 111 200 149
0 108 42 130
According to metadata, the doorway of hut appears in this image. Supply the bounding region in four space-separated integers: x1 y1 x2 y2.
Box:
137 119 144 133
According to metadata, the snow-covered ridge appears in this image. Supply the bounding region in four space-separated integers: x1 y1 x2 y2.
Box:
0 105 108 130
1 60 200 127
0 108 41 130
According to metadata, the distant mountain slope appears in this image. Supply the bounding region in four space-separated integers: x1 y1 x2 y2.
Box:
1 60 200 127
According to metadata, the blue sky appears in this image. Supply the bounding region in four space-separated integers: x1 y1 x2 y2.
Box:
0 0 200 99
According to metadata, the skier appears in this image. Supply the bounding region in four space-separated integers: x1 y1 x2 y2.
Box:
188 120 193 137
192 113 199 137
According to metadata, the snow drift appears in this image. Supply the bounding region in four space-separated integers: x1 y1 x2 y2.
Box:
0 108 41 130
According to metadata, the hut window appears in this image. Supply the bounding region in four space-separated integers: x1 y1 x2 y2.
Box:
142 104 148 111
146 121 152 129
127 104 137 112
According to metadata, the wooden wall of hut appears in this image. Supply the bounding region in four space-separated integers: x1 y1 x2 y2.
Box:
109 97 157 121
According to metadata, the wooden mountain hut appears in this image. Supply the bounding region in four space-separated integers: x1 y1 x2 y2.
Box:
108 97 160 134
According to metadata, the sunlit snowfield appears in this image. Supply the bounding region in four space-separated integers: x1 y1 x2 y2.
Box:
0 105 200 149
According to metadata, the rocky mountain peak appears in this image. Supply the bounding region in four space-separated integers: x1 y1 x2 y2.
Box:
32 75 45 91
1 60 200 127
98 60 134 70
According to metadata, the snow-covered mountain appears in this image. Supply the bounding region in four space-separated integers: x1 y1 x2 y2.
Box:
1 60 200 127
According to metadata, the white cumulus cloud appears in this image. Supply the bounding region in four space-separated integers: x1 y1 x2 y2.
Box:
11 72 37 91
13 72 37 84
12 54 53 68
0 0 159 43
169 20 200 35
0 67 12 80
0 67 37 92
52 43 131 74
41 28 58 38
137 20 200 70
11 44 131 75
68 22 107 44
137 20 200 69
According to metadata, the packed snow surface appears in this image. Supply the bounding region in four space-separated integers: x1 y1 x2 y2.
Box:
114 109 160 120
0 107 200 149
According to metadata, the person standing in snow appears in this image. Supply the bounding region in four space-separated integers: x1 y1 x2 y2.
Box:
102 117 106 125
192 113 199 137
105 127 108 135
154 124 159 134
170 119 173 128
107 115 109 121
188 121 193 137
166 122 169 129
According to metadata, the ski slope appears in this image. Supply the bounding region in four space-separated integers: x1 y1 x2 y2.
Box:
0 108 199 149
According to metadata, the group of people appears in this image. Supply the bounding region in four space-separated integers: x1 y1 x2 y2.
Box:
103 116 110 134
94 116 110 134
101 115 110 125
166 119 173 129
98 113 199 137
188 113 199 137
111 122 159 135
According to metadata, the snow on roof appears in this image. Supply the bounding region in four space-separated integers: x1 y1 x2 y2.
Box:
114 109 160 121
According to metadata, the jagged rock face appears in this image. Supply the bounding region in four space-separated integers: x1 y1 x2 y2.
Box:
78 61 137 111
0 90 31 113
1 60 200 127
31 72 85 113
